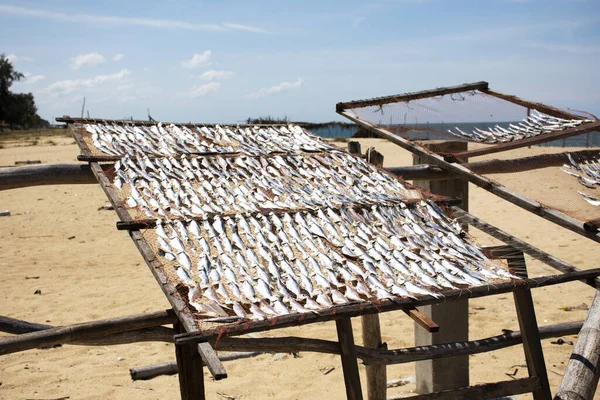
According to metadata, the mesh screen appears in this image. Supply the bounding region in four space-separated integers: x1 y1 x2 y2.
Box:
344 90 600 226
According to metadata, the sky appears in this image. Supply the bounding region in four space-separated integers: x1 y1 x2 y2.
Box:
1 0 599 124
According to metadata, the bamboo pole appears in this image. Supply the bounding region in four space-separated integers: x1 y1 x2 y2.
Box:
555 291 600 400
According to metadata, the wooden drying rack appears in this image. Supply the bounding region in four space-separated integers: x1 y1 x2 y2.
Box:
2 119 600 399
336 82 600 243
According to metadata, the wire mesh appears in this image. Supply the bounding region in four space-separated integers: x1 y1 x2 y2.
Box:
342 88 600 227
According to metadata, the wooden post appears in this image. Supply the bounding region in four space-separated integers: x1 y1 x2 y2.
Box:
174 322 205 400
510 254 552 400
366 148 384 168
413 141 469 394
555 290 600 400
336 318 364 400
359 144 387 400
348 141 362 155
361 315 386 400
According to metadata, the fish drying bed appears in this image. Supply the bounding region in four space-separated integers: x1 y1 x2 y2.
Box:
66 119 518 338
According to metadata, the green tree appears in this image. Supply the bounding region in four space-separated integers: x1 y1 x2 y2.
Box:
0 54 48 129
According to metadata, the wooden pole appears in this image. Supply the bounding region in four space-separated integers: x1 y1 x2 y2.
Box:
348 141 362 155
130 352 263 381
174 322 205 400
0 310 177 356
555 290 600 400
413 141 470 394
511 253 552 400
336 318 364 400
0 163 95 191
399 377 540 400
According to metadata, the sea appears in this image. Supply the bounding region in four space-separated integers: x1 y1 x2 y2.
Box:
309 122 600 148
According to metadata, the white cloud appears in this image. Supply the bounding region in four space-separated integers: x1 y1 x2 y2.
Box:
45 69 131 96
189 82 220 97
71 52 106 69
5 53 33 63
113 53 125 61
182 51 212 69
246 78 303 99
197 70 234 81
0 4 267 33
21 72 45 84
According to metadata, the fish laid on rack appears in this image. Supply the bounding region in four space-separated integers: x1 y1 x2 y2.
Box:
111 151 414 220
447 110 594 144
84 123 332 157
562 153 600 205
151 201 518 320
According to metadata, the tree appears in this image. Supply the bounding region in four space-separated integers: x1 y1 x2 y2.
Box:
0 54 48 129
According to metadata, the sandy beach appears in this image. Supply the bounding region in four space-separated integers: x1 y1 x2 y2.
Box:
1 137 599 399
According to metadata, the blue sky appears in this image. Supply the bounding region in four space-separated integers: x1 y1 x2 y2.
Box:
1 0 598 124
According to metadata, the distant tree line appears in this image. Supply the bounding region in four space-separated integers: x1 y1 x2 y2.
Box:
0 54 49 130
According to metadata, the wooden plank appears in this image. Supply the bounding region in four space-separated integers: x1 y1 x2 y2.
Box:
454 121 600 160
0 164 95 191
339 111 600 243
57 115 302 129
403 308 439 333
555 290 600 400
70 126 93 157
452 207 600 289
0 310 177 355
174 268 600 345
89 162 133 222
361 314 386 400
197 342 227 380
336 318 363 400
481 89 586 121
335 82 489 111
174 322 205 400
513 264 552 400
402 377 539 400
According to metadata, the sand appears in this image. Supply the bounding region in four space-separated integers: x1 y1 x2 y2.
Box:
1 137 599 399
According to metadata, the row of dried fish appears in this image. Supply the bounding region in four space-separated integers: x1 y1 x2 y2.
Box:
84 123 331 157
153 202 515 320
562 153 600 206
113 151 412 220
448 110 593 144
